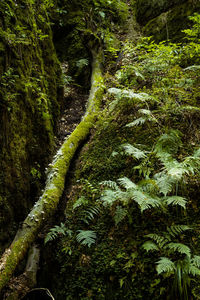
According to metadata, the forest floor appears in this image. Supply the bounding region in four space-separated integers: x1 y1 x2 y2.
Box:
55 86 88 148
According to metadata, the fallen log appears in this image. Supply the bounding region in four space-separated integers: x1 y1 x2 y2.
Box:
0 48 104 294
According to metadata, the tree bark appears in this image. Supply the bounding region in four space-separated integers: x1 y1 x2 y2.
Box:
0 49 104 294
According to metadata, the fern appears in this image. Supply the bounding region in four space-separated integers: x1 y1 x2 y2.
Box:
154 172 174 196
100 189 118 206
76 58 89 69
167 225 191 238
167 243 191 257
114 205 128 225
76 230 97 247
131 190 161 212
155 129 182 155
126 109 157 127
108 88 151 101
73 196 89 210
117 177 137 190
126 116 147 127
81 206 100 225
145 233 170 249
156 257 175 274
121 143 146 159
100 180 119 190
138 178 158 194
142 241 159 252
188 264 200 276
192 256 200 268
44 223 71 244
164 196 187 209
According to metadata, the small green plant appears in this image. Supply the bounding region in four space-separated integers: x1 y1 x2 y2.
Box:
76 230 97 247
76 58 89 70
44 223 72 244
142 225 200 300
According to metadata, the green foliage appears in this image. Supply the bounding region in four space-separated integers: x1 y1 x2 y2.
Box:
156 257 175 275
44 11 200 300
76 58 89 69
143 224 200 299
121 144 147 160
80 206 101 225
44 223 72 244
182 13 200 43
76 230 97 247
114 205 128 225
126 109 158 127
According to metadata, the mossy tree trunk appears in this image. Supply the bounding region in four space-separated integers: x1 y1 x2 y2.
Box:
0 48 104 295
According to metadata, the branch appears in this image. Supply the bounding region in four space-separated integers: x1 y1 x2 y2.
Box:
0 48 104 294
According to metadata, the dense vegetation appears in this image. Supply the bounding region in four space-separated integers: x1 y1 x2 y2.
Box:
42 8 200 300
0 0 200 299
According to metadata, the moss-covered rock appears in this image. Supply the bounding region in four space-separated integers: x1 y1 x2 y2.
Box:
135 0 187 25
0 0 63 249
142 1 200 41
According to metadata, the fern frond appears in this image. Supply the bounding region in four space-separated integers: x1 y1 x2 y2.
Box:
126 109 157 127
139 109 152 115
142 241 159 252
167 165 189 180
156 257 175 274
180 105 200 112
44 231 58 244
188 265 200 276
114 206 128 225
155 130 182 155
76 230 96 247
108 87 122 96
100 189 117 206
81 206 100 225
44 223 69 244
121 143 146 159
145 233 170 248
131 190 161 212
100 180 119 190
164 196 187 209
117 177 137 190
167 243 191 257
193 148 200 158
108 88 152 102
139 179 158 194
182 154 200 175
126 117 146 127
167 225 191 238
73 196 89 210
154 172 174 196
76 58 89 68
134 68 145 80
192 256 200 268
111 151 119 157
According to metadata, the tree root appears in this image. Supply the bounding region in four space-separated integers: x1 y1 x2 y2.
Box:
0 49 104 295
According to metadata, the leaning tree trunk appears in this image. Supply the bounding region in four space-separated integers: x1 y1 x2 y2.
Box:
0 48 104 294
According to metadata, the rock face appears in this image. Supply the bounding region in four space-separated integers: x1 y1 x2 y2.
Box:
0 0 62 250
135 0 187 25
135 0 200 41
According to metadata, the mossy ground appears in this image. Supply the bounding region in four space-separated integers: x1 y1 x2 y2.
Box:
41 25 200 299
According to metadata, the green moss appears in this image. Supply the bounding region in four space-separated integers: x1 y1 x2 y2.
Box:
0 0 62 249
142 2 200 41
135 0 187 25
0 48 104 293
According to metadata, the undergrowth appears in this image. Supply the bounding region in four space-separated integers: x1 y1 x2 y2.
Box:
43 13 200 300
